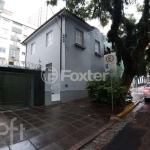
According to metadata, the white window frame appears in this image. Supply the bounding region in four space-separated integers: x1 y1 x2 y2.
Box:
46 31 53 46
76 29 83 45
31 43 35 55
95 40 100 53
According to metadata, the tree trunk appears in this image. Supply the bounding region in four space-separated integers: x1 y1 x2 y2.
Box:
121 67 135 89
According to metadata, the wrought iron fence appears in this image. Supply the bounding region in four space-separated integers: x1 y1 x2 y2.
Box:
0 60 43 70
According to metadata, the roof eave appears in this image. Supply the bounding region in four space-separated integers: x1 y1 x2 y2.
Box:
22 9 94 44
22 9 64 45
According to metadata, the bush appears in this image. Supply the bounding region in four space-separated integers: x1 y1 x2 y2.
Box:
86 77 131 106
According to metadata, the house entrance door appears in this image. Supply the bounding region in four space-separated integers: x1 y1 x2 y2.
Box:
45 63 60 102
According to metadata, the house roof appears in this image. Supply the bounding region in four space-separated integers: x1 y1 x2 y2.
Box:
22 9 94 44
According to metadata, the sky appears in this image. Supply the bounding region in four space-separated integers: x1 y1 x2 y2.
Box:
4 0 49 22
3 0 143 34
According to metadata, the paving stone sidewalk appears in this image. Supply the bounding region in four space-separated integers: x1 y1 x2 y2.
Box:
0 99 123 150
80 102 143 150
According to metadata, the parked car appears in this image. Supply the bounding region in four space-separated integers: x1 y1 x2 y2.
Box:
143 82 150 101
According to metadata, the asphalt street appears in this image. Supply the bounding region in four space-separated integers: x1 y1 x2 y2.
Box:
104 86 150 150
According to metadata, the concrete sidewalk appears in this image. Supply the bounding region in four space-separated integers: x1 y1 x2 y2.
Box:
0 99 123 150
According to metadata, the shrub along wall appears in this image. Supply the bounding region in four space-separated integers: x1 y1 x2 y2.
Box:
86 77 131 106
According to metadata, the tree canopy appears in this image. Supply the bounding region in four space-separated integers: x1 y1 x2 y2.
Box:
47 0 150 88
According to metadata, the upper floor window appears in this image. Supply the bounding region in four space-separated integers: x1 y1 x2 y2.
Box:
76 29 83 45
95 40 100 53
46 31 53 46
31 43 35 55
9 50 19 57
0 47 6 53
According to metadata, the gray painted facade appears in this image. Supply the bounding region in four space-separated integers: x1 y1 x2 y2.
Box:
23 10 105 105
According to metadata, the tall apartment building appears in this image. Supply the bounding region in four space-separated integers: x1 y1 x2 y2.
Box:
28 4 48 28
27 0 65 28
0 0 35 66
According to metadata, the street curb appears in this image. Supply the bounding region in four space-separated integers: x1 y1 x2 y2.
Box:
110 101 140 121
68 101 140 150
68 121 116 150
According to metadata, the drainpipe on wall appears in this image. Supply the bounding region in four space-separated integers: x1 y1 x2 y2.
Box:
58 15 62 73
25 44 27 68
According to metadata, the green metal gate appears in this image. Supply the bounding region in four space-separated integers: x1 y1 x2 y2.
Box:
34 74 45 106
0 71 44 107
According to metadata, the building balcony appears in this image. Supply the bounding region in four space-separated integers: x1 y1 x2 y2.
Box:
9 44 20 50
12 27 22 34
10 35 21 42
9 54 19 61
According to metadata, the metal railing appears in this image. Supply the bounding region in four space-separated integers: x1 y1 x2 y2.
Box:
0 60 43 70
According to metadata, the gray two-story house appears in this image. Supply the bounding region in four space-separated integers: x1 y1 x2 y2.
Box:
22 9 105 105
